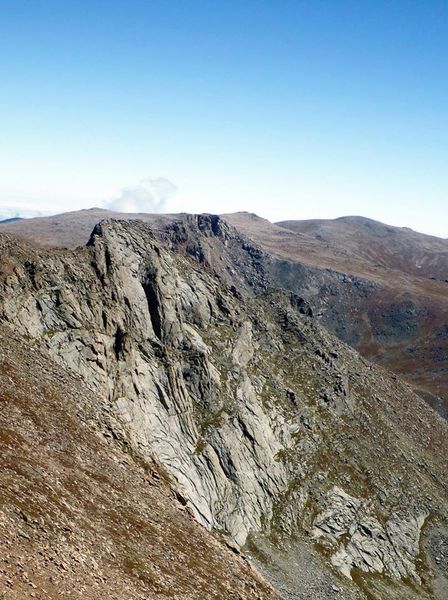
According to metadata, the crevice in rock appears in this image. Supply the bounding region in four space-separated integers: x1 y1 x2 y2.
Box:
142 274 162 340
113 326 126 360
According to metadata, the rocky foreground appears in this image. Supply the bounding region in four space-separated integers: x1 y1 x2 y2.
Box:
0 215 447 599
0 326 279 599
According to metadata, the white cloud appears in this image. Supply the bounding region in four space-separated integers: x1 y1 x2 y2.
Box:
105 177 177 214
0 201 57 221
0 177 178 220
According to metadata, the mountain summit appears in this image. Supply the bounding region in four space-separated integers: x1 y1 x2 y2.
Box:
0 213 447 599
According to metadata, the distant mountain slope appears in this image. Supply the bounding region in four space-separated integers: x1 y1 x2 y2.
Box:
0 208 175 248
277 216 448 282
0 216 23 224
223 212 448 417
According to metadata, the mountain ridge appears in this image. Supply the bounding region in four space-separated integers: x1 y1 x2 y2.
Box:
1 215 447 599
1 208 447 417
223 212 448 417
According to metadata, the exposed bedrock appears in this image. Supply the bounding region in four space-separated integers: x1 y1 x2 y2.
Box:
0 218 447 599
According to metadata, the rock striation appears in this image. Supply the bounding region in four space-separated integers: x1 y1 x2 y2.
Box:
313 486 426 580
0 325 280 600
0 216 447 600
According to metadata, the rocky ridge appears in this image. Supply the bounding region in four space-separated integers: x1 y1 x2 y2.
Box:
3 208 447 417
0 216 447 599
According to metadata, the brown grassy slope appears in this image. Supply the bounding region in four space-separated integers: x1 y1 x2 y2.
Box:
277 216 448 281
0 326 280 600
225 213 448 292
223 212 448 413
0 208 179 249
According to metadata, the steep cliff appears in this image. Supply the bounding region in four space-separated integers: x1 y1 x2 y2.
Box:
0 217 447 600
0 325 280 600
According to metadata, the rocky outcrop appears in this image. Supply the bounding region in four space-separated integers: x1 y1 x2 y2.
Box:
0 217 447 600
2 208 448 417
313 487 426 581
0 325 281 600
0 220 290 544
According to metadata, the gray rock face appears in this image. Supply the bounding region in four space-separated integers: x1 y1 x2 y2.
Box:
0 217 447 599
0 221 289 544
313 487 426 580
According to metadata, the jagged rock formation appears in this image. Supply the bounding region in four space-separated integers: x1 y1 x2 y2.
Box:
0 216 447 600
313 486 426 580
3 209 447 419
0 325 280 600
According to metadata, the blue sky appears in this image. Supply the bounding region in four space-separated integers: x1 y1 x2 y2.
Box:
1 0 447 236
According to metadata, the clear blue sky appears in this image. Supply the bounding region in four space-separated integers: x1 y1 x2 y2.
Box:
1 0 447 236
